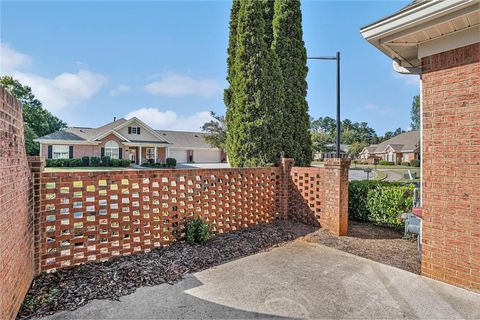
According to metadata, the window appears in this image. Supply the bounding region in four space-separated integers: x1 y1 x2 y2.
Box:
404 154 410 162
105 140 120 159
146 147 155 160
128 126 141 135
52 145 70 159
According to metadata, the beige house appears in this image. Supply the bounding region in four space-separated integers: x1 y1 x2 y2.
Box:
36 117 224 164
359 131 420 164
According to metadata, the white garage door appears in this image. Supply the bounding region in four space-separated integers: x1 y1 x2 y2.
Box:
194 149 221 163
169 149 187 163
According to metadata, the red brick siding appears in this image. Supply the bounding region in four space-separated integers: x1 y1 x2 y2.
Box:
0 86 34 319
34 158 350 273
421 43 480 291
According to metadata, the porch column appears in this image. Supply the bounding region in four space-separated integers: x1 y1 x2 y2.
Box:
154 146 157 163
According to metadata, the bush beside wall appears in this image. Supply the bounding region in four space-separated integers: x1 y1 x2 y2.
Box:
46 157 130 168
378 160 395 166
349 180 414 227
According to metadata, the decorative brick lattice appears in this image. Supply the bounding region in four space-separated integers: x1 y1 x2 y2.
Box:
289 167 324 226
38 169 279 272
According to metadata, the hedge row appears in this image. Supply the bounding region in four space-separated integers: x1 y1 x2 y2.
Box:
141 158 177 168
46 156 131 167
349 180 414 227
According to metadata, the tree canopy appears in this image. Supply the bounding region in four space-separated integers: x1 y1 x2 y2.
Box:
0 76 67 155
410 95 420 131
201 112 227 150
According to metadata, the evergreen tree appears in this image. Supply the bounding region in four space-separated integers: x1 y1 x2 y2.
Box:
226 0 284 167
272 0 312 166
410 95 420 130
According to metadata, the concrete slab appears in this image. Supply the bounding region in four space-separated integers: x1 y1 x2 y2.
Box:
43 241 480 319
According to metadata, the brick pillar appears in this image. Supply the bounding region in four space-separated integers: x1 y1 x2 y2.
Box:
28 156 45 274
278 158 294 219
322 158 350 236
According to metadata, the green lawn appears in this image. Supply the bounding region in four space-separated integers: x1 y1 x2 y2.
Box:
372 170 387 181
351 163 417 170
44 166 133 172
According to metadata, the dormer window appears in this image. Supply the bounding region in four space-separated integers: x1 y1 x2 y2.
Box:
128 126 141 135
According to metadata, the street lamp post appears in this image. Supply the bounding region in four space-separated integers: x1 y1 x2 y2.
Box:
308 51 341 158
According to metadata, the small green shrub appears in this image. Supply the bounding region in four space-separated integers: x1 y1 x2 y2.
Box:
186 217 210 245
81 156 90 166
379 160 395 166
410 159 420 167
401 162 410 166
166 158 177 167
111 159 120 167
120 159 131 167
349 180 414 227
101 156 111 166
89 157 101 166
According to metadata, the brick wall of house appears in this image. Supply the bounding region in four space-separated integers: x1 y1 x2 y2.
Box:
34 158 349 273
0 86 34 319
421 43 480 291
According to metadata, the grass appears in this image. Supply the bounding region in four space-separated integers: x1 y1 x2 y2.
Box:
352 163 417 170
45 166 133 172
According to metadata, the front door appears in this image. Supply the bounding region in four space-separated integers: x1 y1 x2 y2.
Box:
130 148 137 164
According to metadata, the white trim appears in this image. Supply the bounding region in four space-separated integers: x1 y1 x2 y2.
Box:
95 117 171 144
36 139 100 145
169 147 222 151
123 142 169 147
418 25 480 59
93 130 130 143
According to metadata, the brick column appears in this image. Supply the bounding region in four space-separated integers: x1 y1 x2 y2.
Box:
28 156 45 274
322 159 350 236
278 158 294 219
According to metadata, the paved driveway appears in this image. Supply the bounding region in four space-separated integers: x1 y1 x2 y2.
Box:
44 241 480 319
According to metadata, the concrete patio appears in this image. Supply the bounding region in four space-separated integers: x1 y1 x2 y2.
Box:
44 241 480 319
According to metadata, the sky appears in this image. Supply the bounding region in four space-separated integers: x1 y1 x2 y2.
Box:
0 0 419 135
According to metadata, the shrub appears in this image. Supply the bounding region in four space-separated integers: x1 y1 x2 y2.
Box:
349 180 414 227
379 160 395 166
186 217 210 245
89 157 101 166
111 159 120 167
166 158 177 168
401 162 410 166
120 159 131 167
70 159 82 167
101 156 111 166
81 156 90 166
410 159 420 167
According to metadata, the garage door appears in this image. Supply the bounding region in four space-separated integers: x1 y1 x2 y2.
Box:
194 149 221 163
169 149 187 163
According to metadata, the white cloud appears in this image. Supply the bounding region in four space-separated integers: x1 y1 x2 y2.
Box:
0 42 31 72
109 84 131 96
361 103 392 115
125 107 213 131
0 42 106 110
144 72 222 98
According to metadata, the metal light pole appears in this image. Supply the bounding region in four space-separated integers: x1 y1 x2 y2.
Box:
308 52 341 158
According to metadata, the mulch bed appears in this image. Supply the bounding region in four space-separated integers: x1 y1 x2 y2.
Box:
17 220 315 319
304 220 421 274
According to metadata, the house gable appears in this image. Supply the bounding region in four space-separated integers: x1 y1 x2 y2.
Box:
93 117 170 144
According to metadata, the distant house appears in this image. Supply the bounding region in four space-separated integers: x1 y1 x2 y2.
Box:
359 131 420 164
315 144 350 161
36 117 224 164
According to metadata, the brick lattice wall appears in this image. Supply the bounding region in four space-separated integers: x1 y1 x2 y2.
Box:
37 168 280 272
0 87 34 319
421 43 480 291
34 159 350 273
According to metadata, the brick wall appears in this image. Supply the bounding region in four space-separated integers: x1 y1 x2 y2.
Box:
34 158 350 273
0 86 34 319
421 43 480 291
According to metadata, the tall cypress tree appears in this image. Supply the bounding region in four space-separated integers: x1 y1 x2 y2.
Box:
226 0 284 167
272 0 312 166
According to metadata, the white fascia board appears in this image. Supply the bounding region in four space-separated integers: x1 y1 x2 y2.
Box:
113 117 171 144
93 130 131 142
123 142 170 146
418 25 480 59
35 139 100 145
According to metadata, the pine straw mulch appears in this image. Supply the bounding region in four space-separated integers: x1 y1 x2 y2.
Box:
303 220 421 274
18 220 315 319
